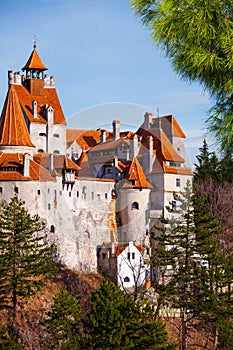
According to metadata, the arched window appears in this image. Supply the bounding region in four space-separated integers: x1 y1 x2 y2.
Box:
131 202 139 210
50 225 55 233
38 149 44 153
53 150 60 154
124 277 130 282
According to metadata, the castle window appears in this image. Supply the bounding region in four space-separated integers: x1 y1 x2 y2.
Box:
132 252 135 259
131 202 139 210
39 133 46 137
38 149 44 153
48 189 50 193
14 186 18 194
124 276 130 282
50 225 55 233
48 203 51 210
176 178 181 187
60 191 62 196
53 150 60 154
127 252 130 260
37 190 40 195
53 134 60 138
69 192 71 197
0 187 2 194
172 200 176 211
77 191 79 198
92 192 94 200
105 193 108 199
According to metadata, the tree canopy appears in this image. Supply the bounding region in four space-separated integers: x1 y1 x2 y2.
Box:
85 278 175 350
131 0 233 152
0 196 56 319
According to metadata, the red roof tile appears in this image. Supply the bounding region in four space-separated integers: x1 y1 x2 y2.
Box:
0 85 35 147
0 153 55 181
13 84 66 125
114 243 142 257
122 158 152 189
22 49 48 71
33 153 79 171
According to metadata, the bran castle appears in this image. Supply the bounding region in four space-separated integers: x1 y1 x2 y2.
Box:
0 44 193 273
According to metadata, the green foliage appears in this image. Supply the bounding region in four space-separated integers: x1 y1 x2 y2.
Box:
44 288 82 350
86 278 175 350
131 0 233 152
152 180 232 348
194 139 218 184
0 196 57 316
0 321 20 349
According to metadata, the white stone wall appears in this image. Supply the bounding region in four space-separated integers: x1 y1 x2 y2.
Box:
0 177 116 272
118 187 150 244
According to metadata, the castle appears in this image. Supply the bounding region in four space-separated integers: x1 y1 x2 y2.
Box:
0 44 193 273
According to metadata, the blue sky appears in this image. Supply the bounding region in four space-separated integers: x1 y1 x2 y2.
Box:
0 0 214 165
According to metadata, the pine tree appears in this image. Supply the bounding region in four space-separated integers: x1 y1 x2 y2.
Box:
0 196 56 320
85 278 175 350
152 181 232 349
194 139 219 184
44 288 82 350
0 321 20 349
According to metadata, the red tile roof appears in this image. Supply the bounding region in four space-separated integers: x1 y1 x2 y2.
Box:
0 153 55 181
122 158 152 189
138 128 184 163
152 115 186 138
0 85 35 147
13 84 66 125
22 49 48 71
33 153 80 171
114 243 142 257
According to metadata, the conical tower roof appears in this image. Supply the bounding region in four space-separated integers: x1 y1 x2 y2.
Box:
123 158 152 189
0 85 34 147
22 48 48 71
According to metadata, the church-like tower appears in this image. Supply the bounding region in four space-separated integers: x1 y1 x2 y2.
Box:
7 43 67 155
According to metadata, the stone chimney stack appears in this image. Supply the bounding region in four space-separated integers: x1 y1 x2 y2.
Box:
112 120 120 140
144 112 153 129
32 100 38 118
143 135 154 175
23 153 31 177
100 129 106 143
49 154 54 171
129 134 139 159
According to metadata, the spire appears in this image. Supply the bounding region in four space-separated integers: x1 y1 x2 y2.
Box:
0 85 34 147
22 43 48 72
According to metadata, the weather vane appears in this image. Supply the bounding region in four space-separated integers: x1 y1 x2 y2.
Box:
33 35 36 49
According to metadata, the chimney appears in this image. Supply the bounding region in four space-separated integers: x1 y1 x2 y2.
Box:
32 100 38 118
143 136 154 175
100 129 106 143
114 156 118 169
112 120 120 140
49 154 54 171
23 153 31 177
129 134 139 159
144 112 153 129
